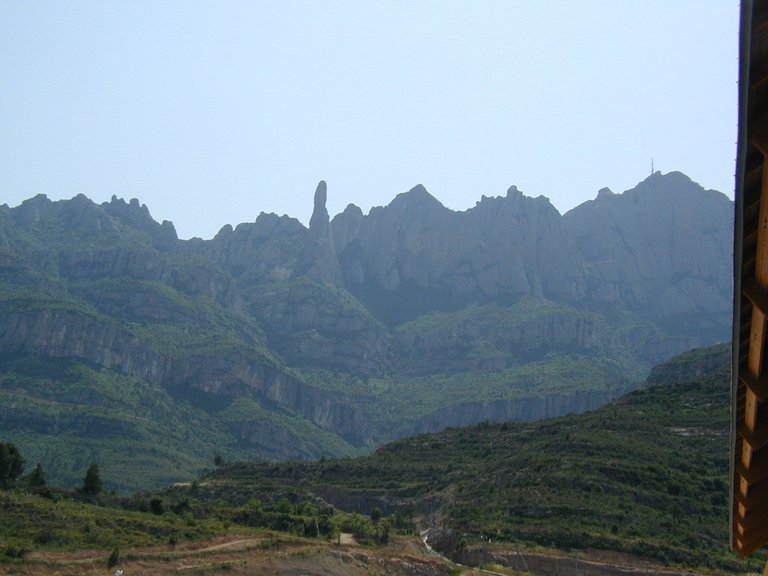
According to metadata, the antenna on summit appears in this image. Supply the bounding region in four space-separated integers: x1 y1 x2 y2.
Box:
651 157 655 176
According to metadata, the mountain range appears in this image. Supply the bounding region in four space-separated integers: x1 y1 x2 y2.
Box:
0 171 733 491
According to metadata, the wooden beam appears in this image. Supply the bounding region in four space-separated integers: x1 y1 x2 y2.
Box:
736 457 768 485
749 114 768 158
735 479 768 511
754 116 768 159
755 4 768 32
734 521 768 556
741 475 750 501
751 64 768 89
745 280 768 316
743 441 755 475
749 307 767 377
736 495 768 530
742 366 768 403
755 160 768 285
740 422 768 451
747 387 760 432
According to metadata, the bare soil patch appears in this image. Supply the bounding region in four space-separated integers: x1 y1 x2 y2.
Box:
1 534 454 576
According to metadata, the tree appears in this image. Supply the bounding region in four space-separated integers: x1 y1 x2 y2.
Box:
377 519 391 544
28 463 45 487
276 497 293 514
370 506 382 523
107 547 120 568
150 497 164 515
0 442 24 489
82 463 102 495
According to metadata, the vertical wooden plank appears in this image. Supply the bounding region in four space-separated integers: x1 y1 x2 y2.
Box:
742 441 755 472
757 161 768 287
742 475 751 499
746 388 760 431
749 308 766 376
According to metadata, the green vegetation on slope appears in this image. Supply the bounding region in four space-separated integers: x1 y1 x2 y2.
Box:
171 347 763 574
299 351 634 437
0 489 256 555
0 354 358 492
0 354 234 492
0 345 760 575
0 474 400 561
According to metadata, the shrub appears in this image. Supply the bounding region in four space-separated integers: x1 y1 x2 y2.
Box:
34 528 55 545
0 443 24 489
107 547 120 568
28 463 45 487
150 497 164 515
4 545 29 559
82 464 103 496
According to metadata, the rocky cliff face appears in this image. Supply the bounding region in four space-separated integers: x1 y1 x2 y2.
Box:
645 343 730 385
400 390 618 437
0 171 735 482
204 212 306 285
391 305 599 375
563 171 733 339
0 304 376 448
0 195 376 459
330 172 731 350
256 280 390 375
332 185 587 318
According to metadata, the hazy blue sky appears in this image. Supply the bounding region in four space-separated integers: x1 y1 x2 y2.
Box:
1 1 739 239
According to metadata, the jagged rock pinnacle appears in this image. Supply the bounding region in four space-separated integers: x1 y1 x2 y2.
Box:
294 180 342 285
314 180 327 211
309 181 330 233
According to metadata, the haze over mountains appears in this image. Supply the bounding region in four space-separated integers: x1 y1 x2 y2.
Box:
0 171 733 490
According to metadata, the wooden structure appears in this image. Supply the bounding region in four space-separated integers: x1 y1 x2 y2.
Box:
732 0 768 559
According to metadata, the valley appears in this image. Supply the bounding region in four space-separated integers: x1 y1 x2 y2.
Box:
0 345 763 575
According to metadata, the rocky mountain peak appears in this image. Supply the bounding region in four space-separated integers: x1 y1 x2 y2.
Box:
389 184 445 213
596 187 614 200
623 170 717 203
341 203 363 218
563 171 732 333
103 195 178 248
499 185 557 213
215 223 234 238
408 183 429 196
12 193 123 240
15 193 52 227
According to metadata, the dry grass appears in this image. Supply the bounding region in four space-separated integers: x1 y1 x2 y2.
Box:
1 534 454 576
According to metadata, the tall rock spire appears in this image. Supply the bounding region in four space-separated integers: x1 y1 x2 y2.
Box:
293 180 342 285
310 180 329 232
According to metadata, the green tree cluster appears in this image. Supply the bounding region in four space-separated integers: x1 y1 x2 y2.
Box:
82 463 103 495
0 442 24 488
